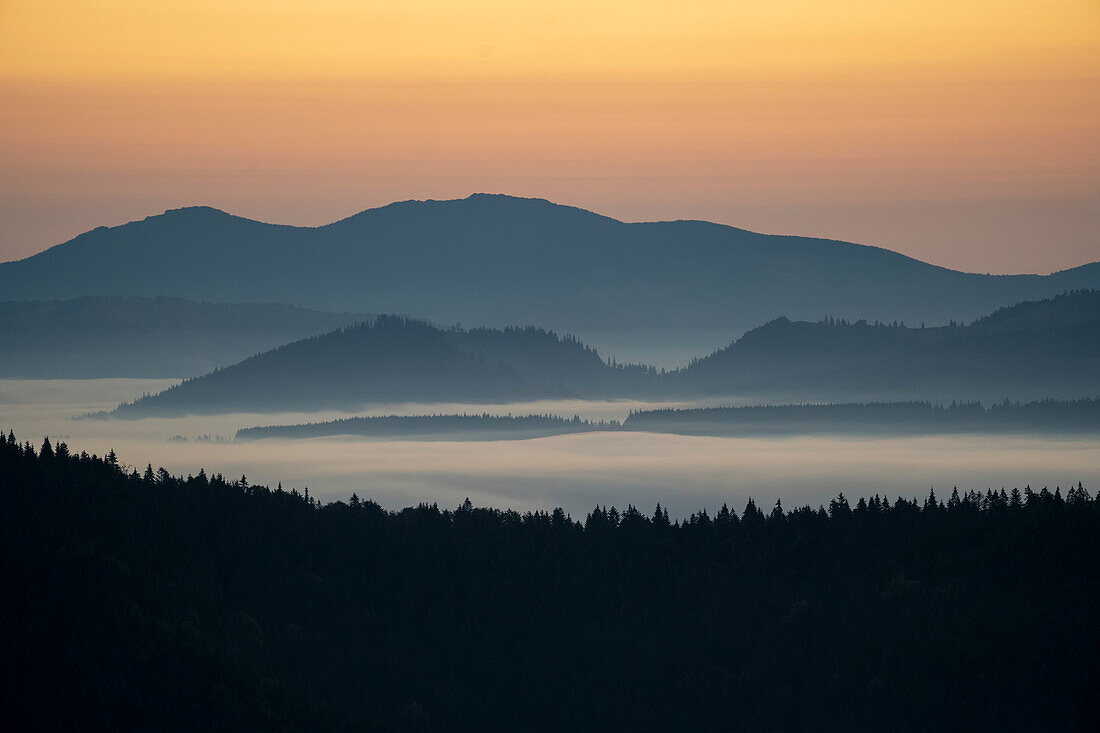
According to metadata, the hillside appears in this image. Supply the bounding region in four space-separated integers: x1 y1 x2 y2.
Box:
109 292 1100 415
676 290 1100 401
0 297 370 378
3 195 1098 365
112 317 657 417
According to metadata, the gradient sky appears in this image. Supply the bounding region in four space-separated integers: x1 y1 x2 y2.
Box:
1 0 1097 273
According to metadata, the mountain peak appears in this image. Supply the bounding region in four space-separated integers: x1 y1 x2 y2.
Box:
130 206 278 231
328 192 621 228
154 205 234 220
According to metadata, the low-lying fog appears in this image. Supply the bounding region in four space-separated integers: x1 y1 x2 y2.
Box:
3 378 1097 519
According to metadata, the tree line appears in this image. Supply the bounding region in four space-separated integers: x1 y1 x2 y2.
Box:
236 413 616 441
2 433 1096 730
233 398 1100 443
623 397 1100 435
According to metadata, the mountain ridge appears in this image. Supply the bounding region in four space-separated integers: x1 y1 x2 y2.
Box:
19 194 1083 277
108 291 1099 416
4 194 1098 366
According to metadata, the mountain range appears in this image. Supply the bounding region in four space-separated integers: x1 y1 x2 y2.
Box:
110 291 1100 417
3 194 1098 366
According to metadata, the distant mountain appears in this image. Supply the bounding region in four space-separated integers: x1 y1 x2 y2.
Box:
3 194 1098 365
0 297 370 378
675 290 1100 401
112 317 658 417
111 292 1099 415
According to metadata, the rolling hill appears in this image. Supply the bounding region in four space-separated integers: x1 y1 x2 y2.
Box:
3 194 1098 366
109 292 1099 416
675 290 1100 401
111 316 658 416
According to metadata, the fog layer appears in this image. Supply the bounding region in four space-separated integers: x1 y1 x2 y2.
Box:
4 379 1096 519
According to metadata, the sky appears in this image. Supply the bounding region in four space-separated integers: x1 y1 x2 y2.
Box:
1 0 1097 273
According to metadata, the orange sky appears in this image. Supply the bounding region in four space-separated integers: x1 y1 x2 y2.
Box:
1 0 1098 272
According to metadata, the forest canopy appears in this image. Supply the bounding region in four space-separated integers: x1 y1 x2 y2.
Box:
2 433 1097 730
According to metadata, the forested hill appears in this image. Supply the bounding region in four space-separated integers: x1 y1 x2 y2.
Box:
112 316 659 417
675 290 1100 401
112 292 1100 415
3 194 1098 365
972 288 1100 331
0 297 370 378
2 434 1096 730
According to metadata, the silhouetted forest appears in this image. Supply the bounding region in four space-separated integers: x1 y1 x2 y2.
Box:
624 398 1100 436
237 413 616 442
3 433 1097 730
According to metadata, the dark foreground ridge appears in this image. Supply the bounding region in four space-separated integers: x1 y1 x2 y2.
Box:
2 434 1097 731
